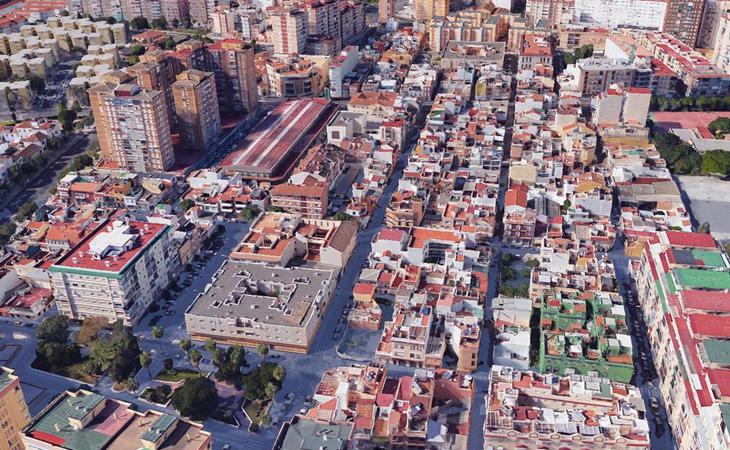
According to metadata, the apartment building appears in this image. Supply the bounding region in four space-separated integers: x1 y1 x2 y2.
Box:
206 38 259 115
0 368 30 450
573 0 667 29
503 186 537 247
283 364 473 449
269 182 328 219
185 260 337 353
559 57 642 97
49 218 180 326
526 0 573 26
712 14 730 73
306 0 341 50
188 0 209 26
635 231 730 449
484 365 650 448
414 0 449 21
172 69 221 151
638 32 730 96
88 80 175 172
265 56 325 98
23 390 211 450
518 34 553 71
663 0 706 46
379 0 394 24
270 7 309 55
230 212 357 268
160 0 189 27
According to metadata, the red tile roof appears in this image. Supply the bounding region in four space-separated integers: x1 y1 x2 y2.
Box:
689 314 730 338
665 231 716 249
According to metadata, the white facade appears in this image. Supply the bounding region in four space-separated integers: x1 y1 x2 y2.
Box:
573 0 667 30
712 14 730 74
328 46 359 99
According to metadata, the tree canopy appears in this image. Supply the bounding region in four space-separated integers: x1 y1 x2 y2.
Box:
171 376 219 420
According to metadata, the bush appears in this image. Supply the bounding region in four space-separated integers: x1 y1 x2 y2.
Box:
171 377 218 420
130 17 149 30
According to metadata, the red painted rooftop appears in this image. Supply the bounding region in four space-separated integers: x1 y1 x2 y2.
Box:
665 231 717 249
53 219 166 273
219 98 330 174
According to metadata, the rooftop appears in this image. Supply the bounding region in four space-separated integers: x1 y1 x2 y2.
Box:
219 99 334 179
186 260 335 327
50 219 168 275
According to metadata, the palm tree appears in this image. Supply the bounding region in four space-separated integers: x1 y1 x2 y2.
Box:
180 339 192 356
139 351 152 378
189 349 203 372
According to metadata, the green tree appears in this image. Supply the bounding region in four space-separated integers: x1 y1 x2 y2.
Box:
332 212 353 221
171 376 219 420
28 77 45 94
240 205 261 221
180 339 192 354
708 117 730 138
58 108 77 132
139 351 152 378
151 326 164 339
125 377 139 392
228 345 246 367
701 150 730 175
130 16 149 30
151 18 167 29
130 44 146 55
265 382 278 400
204 338 217 353
0 222 15 245
272 364 285 382
16 201 37 220
180 199 195 211
37 315 70 343
212 347 226 367
189 349 202 371
256 343 269 359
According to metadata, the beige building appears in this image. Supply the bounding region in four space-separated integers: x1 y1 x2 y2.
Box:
266 56 325 99
712 14 730 74
0 368 30 450
172 70 221 151
414 0 450 21
49 219 180 326
270 7 309 55
207 39 259 115
89 79 174 172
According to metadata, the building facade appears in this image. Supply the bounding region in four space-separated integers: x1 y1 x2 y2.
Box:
49 219 180 326
663 0 707 46
206 38 259 115
0 368 30 450
270 7 309 55
172 69 221 151
88 81 175 172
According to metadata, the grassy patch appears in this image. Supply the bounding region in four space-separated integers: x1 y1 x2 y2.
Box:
244 399 270 426
31 357 98 384
155 369 201 382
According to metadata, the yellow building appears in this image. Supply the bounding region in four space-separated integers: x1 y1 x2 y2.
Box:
0 367 30 450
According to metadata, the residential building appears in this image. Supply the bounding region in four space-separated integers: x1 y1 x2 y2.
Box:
592 86 651 127
328 46 359 99
0 367 30 450
638 32 730 96
22 389 212 450
573 0 667 29
663 0 706 46
270 7 309 55
206 38 259 115
270 182 329 219
635 231 730 449
160 0 189 27
492 296 531 370
188 0 209 26
89 80 175 172
172 69 221 151
559 57 642 98
286 364 473 449
414 0 449 21
518 34 553 71
484 365 650 448
231 212 357 267
712 14 730 73
185 260 337 353
266 55 326 98
49 218 180 326
379 0 394 24
526 0 573 26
